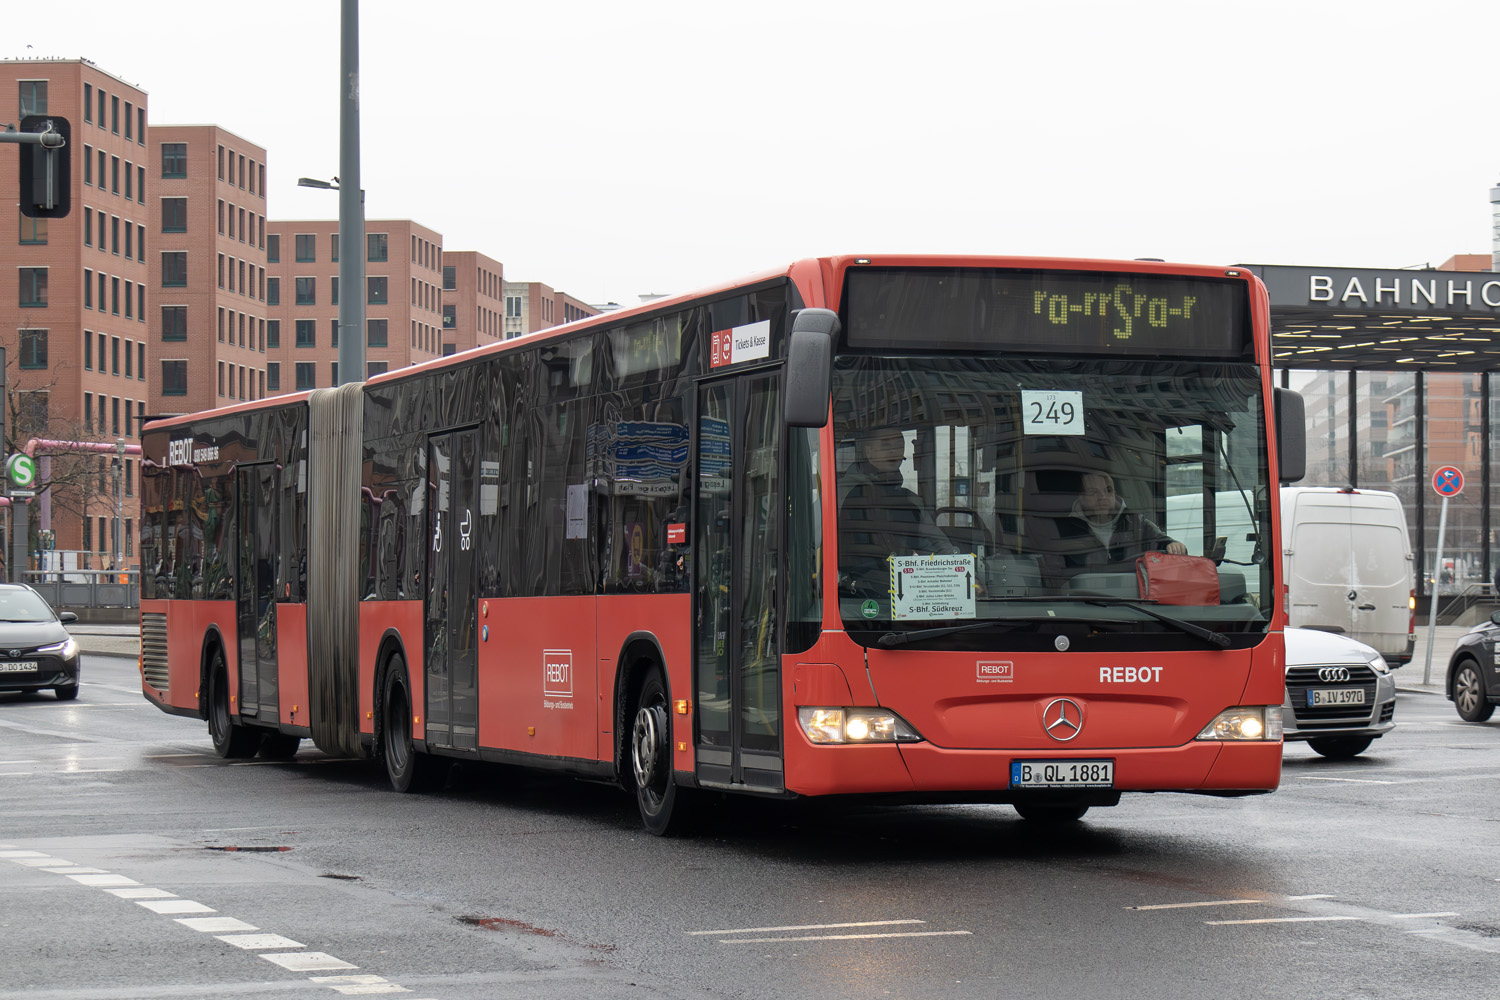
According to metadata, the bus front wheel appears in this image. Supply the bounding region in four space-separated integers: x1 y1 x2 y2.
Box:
630 666 690 836
207 648 258 759
382 656 443 793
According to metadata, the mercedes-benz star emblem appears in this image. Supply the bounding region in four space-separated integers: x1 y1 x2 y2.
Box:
1317 666 1351 683
1042 697 1084 742
1053 635 1070 652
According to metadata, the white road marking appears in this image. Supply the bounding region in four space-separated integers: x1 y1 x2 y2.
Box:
689 919 925 935
1207 916 1361 926
10 857 66 866
721 930 974 943
217 933 306 950
309 975 410 995
1298 776 1395 784
1128 899 1263 910
66 872 140 886
106 887 176 898
138 899 216 915
261 951 358 972
45 866 105 873
1392 912 1461 919
0 850 49 858
1285 894 1336 900
176 916 259 932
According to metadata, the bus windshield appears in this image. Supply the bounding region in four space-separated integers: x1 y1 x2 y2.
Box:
832 355 1273 647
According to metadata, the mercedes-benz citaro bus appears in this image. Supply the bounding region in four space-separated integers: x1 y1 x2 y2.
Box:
139 255 1305 834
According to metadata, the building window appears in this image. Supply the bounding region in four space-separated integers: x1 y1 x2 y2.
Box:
266 277 280 306
84 331 93 369
21 214 47 245
443 304 456 329
111 155 119 193
330 319 339 348
161 143 186 178
162 305 187 341
443 265 456 291
19 267 47 307
367 318 388 347
138 342 144 379
367 361 388 377
84 144 92 185
331 276 338 306
111 336 120 374
217 361 224 396
295 277 315 306
124 338 133 376
84 393 92 430
367 233 388 262
124 161 133 199
331 234 339 262
137 108 145 146
367 276 388 305
443 344 456 357
161 252 187 286
137 223 145 261
295 362 315 390
267 362 280 392
84 83 92 122
267 233 280 263
295 234 316 262
111 95 119 134
18 329 47 369
295 319 316 348
266 320 280 349
506 295 522 318
161 360 188 396
330 362 339 386
18 80 47 116
137 165 145 203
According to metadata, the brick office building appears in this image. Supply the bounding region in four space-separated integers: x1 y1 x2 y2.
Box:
0 59 150 562
440 250 506 355
265 219 445 392
502 279 599 339
149 125 271 416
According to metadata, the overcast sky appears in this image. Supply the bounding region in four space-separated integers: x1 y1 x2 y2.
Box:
16 0 1500 306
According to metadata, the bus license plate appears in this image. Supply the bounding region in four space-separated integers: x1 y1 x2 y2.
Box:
1010 760 1113 788
1307 688 1366 707
0 661 37 672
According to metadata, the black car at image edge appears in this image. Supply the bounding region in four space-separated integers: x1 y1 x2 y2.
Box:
1447 610 1500 723
0 584 80 700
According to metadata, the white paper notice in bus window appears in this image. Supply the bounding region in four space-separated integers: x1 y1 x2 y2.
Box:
889 553 978 621
479 461 500 516
1021 390 1084 435
565 484 588 539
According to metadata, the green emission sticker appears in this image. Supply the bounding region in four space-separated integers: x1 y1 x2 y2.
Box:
861 600 880 619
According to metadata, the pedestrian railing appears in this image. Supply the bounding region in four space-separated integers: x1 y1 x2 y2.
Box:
22 569 138 609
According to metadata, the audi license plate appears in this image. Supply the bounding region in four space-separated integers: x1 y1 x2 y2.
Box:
1307 688 1366 707
0 661 37 672
1010 759 1114 789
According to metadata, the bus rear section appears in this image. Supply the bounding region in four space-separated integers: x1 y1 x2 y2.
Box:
784 259 1293 819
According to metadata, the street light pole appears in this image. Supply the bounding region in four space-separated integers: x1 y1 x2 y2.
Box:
339 0 365 386
112 438 124 572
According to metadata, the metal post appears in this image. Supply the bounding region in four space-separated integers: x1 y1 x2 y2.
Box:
113 438 125 572
9 499 25 586
1423 495 1449 685
338 0 365 385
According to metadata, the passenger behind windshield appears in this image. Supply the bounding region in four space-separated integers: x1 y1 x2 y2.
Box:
1038 471 1186 590
836 426 957 596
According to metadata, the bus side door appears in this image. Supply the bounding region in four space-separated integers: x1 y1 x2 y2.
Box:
694 372 784 792
234 464 278 719
424 428 480 750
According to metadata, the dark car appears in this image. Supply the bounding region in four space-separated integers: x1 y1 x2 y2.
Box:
0 584 81 700
1447 610 1500 722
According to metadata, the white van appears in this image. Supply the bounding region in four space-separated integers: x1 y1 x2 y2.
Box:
1280 487 1414 665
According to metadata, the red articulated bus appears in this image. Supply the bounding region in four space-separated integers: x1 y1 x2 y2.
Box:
139 255 1305 833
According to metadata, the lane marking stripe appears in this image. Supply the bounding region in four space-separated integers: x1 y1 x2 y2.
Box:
261 952 358 972
1285 894 1335 900
177 917 259 932
1298 777 1395 784
67 873 140 886
1392 912 1461 919
1207 916 1361 926
721 930 973 943
1129 899 1263 910
106 887 176 898
138 899 216 915
689 919 924 935
218 933 307 950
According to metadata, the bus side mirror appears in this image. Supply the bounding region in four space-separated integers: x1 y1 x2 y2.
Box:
1274 387 1305 484
784 308 838 428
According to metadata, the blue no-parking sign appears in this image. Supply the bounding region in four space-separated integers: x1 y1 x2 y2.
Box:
1432 466 1464 497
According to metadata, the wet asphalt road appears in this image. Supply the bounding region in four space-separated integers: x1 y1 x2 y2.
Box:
2 654 1499 1000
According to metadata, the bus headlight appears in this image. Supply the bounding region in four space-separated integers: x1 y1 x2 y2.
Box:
798 707 923 745
1196 706 1282 741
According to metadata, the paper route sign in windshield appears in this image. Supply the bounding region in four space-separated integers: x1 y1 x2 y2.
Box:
889 553 978 621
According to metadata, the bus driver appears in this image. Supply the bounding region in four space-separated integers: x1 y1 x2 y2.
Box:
836 426 957 595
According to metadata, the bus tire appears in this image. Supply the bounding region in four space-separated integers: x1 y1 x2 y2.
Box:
382 656 443 793
630 666 691 836
1013 803 1089 823
258 733 302 759
207 647 259 759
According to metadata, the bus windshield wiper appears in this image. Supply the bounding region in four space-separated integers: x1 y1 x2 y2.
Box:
877 620 1024 648
1080 599 1231 648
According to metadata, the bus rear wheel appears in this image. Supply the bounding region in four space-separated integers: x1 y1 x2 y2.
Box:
630 666 690 836
382 656 443 793
258 733 302 759
207 648 258 759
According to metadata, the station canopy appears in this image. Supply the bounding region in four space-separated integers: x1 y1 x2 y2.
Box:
1246 264 1500 371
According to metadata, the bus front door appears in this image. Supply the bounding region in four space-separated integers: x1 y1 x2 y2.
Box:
424 428 480 751
234 464 278 719
694 374 784 792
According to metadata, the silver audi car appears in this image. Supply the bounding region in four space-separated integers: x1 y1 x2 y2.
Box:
1282 626 1397 759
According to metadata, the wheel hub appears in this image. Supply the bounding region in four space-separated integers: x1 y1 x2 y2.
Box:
632 702 665 789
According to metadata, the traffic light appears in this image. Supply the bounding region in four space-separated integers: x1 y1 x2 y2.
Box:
17 114 70 219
